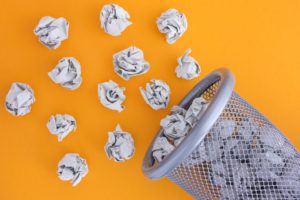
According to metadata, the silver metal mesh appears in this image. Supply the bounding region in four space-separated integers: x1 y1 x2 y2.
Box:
167 89 300 200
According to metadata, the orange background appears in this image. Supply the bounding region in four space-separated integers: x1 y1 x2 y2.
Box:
1 0 300 200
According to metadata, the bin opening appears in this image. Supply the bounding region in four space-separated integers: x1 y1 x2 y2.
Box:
142 68 235 180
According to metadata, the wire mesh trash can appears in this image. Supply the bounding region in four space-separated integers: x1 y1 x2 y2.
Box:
142 68 300 200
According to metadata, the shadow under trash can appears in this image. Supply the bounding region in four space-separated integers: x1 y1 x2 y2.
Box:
142 68 300 200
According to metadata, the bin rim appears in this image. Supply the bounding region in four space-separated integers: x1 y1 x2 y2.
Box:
142 68 235 179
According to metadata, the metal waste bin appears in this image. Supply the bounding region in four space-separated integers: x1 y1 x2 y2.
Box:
142 68 300 200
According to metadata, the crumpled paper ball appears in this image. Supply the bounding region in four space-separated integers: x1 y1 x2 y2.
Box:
100 3 132 36
34 16 69 49
140 79 170 110
113 46 150 80
104 124 135 162
152 136 175 163
48 57 82 90
184 97 208 127
47 114 76 142
156 8 188 44
5 82 35 116
160 106 189 139
57 153 88 186
176 49 200 80
98 80 125 112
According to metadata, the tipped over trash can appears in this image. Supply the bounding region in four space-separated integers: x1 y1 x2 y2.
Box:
142 68 300 200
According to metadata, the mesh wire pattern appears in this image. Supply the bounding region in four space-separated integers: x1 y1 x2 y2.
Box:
167 92 300 200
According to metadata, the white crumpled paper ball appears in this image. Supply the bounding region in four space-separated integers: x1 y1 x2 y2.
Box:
48 57 82 90
157 8 188 44
47 114 76 142
176 49 200 80
5 82 35 116
100 3 132 36
34 16 69 49
98 80 125 112
152 136 175 163
113 46 150 80
140 79 170 110
185 97 208 127
104 124 135 162
160 106 189 139
57 153 88 186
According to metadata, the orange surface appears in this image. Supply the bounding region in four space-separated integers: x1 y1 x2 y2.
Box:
1 0 300 200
